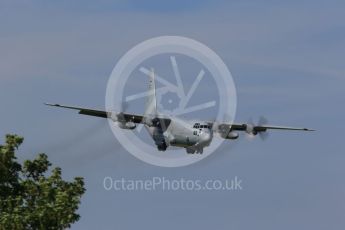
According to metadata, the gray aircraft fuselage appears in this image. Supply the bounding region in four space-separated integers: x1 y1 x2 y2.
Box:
145 117 212 153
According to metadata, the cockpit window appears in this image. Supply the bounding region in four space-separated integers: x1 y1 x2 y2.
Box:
193 123 200 129
195 124 210 129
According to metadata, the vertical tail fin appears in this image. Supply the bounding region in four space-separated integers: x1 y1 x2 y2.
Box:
144 68 157 116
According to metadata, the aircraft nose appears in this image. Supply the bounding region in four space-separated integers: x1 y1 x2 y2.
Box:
200 132 212 143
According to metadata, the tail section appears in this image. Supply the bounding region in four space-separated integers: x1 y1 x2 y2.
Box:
144 68 157 116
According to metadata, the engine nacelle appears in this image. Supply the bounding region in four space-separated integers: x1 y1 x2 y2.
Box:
118 121 136 130
226 132 239 139
142 117 162 127
142 116 154 127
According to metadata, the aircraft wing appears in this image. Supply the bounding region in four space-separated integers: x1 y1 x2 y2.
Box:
44 103 173 130
214 122 314 139
229 123 315 132
44 103 144 123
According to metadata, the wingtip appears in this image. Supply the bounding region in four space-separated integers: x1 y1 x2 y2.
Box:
44 103 60 107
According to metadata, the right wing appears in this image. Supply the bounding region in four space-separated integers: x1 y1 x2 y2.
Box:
44 103 171 130
44 103 144 123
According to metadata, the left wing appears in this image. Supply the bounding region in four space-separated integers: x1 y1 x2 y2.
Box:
214 122 314 139
229 123 315 132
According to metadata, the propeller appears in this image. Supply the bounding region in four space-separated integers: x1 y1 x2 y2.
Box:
119 101 129 119
212 113 233 138
245 116 269 141
113 101 129 120
257 116 269 140
244 118 256 140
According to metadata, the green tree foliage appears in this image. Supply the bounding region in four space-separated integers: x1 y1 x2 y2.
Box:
0 134 86 229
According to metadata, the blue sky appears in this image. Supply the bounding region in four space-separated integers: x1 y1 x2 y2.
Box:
1 0 344 229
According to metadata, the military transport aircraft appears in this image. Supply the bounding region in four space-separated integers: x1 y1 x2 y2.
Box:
45 70 314 154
